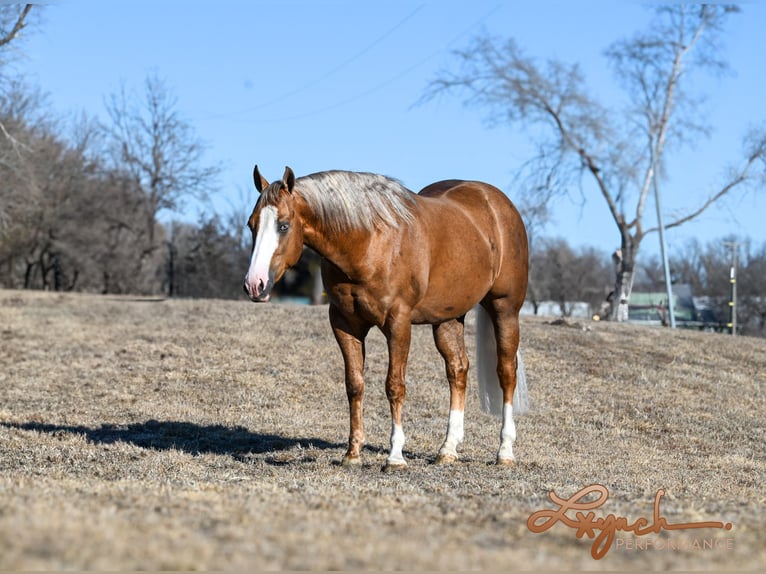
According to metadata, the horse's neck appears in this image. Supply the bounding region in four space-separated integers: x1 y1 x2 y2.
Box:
303 224 372 279
297 197 373 279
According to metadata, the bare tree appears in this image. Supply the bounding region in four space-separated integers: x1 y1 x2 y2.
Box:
739 242 766 337
0 4 35 127
104 72 220 250
529 238 611 317
423 5 766 321
167 216 248 299
0 4 37 231
0 95 164 294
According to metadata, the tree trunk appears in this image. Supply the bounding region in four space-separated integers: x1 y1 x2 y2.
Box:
610 234 638 322
39 251 50 291
24 260 35 289
53 253 62 291
166 240 176 297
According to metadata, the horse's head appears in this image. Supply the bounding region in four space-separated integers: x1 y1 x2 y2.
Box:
243 165 305 302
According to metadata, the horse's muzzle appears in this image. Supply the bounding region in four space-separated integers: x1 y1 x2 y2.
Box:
243 276 272 302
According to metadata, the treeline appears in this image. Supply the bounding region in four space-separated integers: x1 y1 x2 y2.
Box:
1 5 327 301
2 80 764 334
0 79 247 298
0 80 326 300
528 236 766 337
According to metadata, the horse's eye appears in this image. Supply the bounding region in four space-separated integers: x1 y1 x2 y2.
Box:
278 222 289 234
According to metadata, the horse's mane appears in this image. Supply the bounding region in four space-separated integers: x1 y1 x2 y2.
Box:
294 171 416 233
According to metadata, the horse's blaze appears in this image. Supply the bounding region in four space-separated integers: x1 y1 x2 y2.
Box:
244 205 279 301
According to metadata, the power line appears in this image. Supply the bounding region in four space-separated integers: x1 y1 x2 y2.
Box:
201 4 425 121
241 4 503 124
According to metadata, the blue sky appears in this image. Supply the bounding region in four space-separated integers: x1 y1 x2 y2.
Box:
19 1 766 259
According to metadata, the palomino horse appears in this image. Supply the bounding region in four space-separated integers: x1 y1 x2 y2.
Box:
244 166 528 469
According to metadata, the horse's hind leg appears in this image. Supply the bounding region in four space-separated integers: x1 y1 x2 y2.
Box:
485 299 522 465
433 317 469 464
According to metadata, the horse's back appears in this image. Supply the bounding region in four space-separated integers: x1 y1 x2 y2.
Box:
417 179 525 235
417 179 466 198
413 179 528 315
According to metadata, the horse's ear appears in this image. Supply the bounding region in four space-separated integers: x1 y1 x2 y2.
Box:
282 166 295 193
253 165 269 194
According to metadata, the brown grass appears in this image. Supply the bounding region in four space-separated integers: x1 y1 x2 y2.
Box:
0 288 764 570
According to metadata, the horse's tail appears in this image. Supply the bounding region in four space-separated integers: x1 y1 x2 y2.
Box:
475 305 529 418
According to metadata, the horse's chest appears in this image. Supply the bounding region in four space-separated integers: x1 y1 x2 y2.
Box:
326 282 390 326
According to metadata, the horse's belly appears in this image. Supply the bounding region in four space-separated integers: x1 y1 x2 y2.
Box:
411 259 491 323
410 296 479 324
413 246 494 324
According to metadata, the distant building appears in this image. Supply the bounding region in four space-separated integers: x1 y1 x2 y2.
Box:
521 300 593 319
628 284 726 331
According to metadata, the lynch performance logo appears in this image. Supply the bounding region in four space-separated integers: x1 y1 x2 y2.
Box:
526 484 733 560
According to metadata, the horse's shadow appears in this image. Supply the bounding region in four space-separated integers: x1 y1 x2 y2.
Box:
1 419 346 463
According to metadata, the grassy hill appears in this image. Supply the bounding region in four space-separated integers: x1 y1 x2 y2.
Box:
0 289 763 570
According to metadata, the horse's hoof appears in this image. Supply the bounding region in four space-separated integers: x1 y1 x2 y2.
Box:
435 453 458 465
382 461 408 473
341 455 362 468
496 456 516 466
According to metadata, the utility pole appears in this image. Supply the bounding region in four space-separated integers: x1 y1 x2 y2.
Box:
652 151 676 328
723 241 739 336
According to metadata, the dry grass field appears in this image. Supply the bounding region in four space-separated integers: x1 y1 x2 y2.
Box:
0 288 764 570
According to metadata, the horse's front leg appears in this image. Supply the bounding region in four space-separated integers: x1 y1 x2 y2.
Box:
382 310 412 470
329 305 370 466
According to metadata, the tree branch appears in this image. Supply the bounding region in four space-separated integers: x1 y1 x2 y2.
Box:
0 4 32 48
645 151 761 234
635 14 704 236
574 144 624 230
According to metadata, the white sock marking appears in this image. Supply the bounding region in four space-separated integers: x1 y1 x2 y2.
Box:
498 402 516 462
439 409 465 458
387 423 406 465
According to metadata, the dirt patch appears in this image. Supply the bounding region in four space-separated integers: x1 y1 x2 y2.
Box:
0 289 763 569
